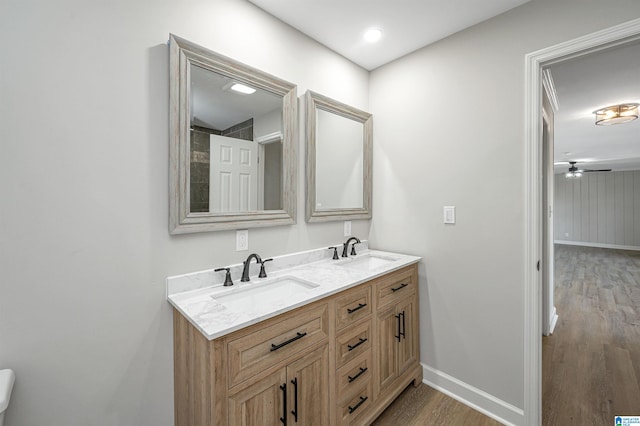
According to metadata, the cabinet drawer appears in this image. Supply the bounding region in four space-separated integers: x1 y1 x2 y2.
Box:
335 318 371 369
375 266 416 309
227 303 329 388
336 378 373 426
335 285 372 331
336 351 372 400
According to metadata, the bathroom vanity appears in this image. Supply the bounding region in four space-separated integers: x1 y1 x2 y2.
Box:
168 246 421 425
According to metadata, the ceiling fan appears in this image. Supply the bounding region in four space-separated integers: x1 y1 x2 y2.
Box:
564 161 612 178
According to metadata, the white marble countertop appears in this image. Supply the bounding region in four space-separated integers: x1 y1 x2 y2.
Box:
167 243 421 340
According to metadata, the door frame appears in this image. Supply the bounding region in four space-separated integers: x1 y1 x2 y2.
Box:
524 17 640 425
541 75 557 337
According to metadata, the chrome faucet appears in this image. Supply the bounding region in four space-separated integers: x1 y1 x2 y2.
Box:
341 237 361 257
241 253 262 282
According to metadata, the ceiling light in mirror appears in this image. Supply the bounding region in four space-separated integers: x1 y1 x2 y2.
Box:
231 83 256 94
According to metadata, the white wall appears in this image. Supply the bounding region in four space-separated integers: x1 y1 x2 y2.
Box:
0 1 369 425
369 0 640 418
253 107 282 139
555 171 640 247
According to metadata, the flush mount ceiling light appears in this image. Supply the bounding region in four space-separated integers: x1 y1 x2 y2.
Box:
229 83 256 94
363 28 383 43
593 103 639 125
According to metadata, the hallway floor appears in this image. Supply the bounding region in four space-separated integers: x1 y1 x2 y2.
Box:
543 244 640 424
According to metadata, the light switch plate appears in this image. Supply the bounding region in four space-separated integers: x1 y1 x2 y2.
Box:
236 229 249 251
443 206 456 224
344 221 352 237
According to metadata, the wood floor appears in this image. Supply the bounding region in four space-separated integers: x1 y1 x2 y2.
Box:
372 383 501 426
543 244 640 425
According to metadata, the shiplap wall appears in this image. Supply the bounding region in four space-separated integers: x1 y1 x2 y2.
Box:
554 171 640 247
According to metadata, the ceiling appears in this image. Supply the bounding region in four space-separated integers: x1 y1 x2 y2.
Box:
244 1 639 174
247 0 530 70
549 41 640 174
190 64 281 130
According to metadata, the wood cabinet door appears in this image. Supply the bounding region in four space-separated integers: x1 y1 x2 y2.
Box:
286 344 329 426
228 369 287 426
376 304 399 393
397 297 418 376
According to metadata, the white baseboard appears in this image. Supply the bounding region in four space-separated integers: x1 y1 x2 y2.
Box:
422 364 524 426
549 307 558 335
554 240 640 252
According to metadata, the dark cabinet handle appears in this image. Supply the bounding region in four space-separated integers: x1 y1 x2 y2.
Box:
347 303 367 314
347 337 368 351
400 311 406 338
348 396 368 414
391 283 409 292
271 332 307 352
395 313 401 342
291 378 298 422
347 367 368 383
280 383 287 425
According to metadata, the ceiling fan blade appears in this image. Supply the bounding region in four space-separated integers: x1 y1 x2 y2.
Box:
583 169 612 172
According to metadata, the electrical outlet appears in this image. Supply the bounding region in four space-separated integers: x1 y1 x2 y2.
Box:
344 221 352 237
236 229 249 251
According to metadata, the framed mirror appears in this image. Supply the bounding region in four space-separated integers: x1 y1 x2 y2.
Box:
305 90 372 222
169 34 298 234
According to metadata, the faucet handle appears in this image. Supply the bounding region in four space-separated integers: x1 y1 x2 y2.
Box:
258 258 273 278
350 242 359 256
214 267 234 287
328 246 339 260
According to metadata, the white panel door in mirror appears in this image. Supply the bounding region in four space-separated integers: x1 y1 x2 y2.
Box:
210 135 258 212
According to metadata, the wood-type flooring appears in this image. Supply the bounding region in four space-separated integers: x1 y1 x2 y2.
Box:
372 383 501 425
543 244 640 424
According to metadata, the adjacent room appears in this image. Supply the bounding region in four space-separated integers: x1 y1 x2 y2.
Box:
542 41 640 424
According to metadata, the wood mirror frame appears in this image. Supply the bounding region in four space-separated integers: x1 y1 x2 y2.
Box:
305 90 372 222
169 34 298 234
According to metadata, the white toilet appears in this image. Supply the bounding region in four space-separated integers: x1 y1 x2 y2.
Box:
0 370 15 426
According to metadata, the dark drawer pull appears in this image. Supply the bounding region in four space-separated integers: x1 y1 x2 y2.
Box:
347 303 367 314
391 283 409 292
347 367 368 383
348 396 368 414
271 332 307 352
347 337 367 351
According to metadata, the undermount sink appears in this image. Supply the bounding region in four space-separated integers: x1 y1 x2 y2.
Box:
211 276 319 312
337 253 399 271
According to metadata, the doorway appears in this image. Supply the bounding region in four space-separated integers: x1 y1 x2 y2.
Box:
524 17 640 426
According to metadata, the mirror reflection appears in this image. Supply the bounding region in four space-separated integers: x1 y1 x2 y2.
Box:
305 90 372 222
315 108 364 210
189 64 284 213
169 34 297 234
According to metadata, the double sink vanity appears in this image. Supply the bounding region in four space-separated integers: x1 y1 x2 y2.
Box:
165 33 422 425
167 242 422 425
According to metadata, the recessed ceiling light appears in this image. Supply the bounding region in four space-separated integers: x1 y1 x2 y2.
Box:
230 83 256 94
363 28 383 43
